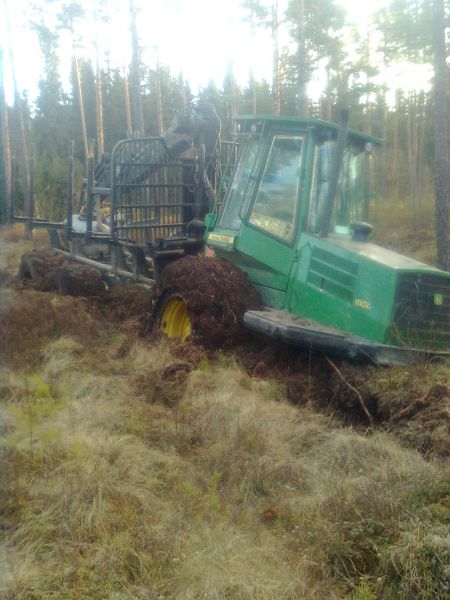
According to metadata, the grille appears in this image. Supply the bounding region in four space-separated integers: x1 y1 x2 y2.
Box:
391 273 450 350
307 247 358 303
111 138 197 245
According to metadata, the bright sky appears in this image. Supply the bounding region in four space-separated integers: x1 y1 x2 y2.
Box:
1 0 433 107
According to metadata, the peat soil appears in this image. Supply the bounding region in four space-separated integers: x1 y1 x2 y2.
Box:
231 336 449 458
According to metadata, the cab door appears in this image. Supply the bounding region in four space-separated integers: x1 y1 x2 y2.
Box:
234 133 306 300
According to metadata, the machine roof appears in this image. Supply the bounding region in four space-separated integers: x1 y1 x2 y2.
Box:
234 114 382 145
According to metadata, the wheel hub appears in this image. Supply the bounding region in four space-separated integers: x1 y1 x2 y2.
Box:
160 296 191 341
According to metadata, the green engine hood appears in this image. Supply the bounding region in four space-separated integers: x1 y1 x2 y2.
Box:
328 234 448 276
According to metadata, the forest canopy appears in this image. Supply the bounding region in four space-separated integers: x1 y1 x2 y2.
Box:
0 0 448 265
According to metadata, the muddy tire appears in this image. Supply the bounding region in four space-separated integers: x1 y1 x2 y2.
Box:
40 264 106 297
151 255 261 348
18 249 66 281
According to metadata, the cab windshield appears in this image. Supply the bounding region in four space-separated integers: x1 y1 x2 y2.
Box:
219 137 259 230
308 141 376 234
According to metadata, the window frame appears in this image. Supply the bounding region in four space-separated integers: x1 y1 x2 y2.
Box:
306 140 372 236
218 135 261 231
246 133 306 246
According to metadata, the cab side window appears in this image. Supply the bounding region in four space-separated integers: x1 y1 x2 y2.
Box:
307 141 370 234
249 135 303 243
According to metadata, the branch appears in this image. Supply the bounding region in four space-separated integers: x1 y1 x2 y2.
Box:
326 357 375 426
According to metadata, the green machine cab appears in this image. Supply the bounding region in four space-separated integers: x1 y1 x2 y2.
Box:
206 115 450 365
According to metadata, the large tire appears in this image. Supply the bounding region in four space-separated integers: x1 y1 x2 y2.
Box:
40 264 106 297
19 249 105 297
18 249 67 281
151 255 261 348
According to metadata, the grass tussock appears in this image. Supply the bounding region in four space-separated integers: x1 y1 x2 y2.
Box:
1 338 448 600
128 339 204 407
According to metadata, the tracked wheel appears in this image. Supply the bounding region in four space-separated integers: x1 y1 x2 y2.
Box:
151 255 261 348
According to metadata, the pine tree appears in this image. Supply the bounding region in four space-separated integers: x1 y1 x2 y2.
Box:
0 48 12 222
432 0 449 269
285 0 345 116
241 0 282 114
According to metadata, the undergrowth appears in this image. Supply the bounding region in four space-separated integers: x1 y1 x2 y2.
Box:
1 337 448 599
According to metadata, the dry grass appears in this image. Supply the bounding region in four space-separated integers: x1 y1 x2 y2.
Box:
0 225 49 273
1 336 448 600
0 224 49 246
0 224 29 244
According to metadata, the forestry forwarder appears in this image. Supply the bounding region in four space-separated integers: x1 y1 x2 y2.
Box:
14 103 450 365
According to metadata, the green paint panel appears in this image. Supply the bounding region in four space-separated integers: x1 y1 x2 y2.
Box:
290 233 397 343
235 226 294 291
307 246 358 302
252 283 286 309
210 225 291 296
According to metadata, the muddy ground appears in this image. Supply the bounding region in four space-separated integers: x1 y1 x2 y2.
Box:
2 245 449 459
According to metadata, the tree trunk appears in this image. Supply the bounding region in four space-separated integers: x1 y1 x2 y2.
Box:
28 143 35 228
123 68 132 138
296 0 307 117
0 48 12 222
9 60 30 237
416 91 425 201
407 94 418 222
364 26 372 136
392 89 400 202
250 70 257 114
155 54 163 136
322 64 332 121
129 0 145 136
3 1 29 229
95 47 104 157
432 0 449 270
74 55 89 162
381 92 388 200
271 0 280 116
411 92 419 209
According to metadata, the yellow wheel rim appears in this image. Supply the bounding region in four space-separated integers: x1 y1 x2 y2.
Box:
160 297 191 341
